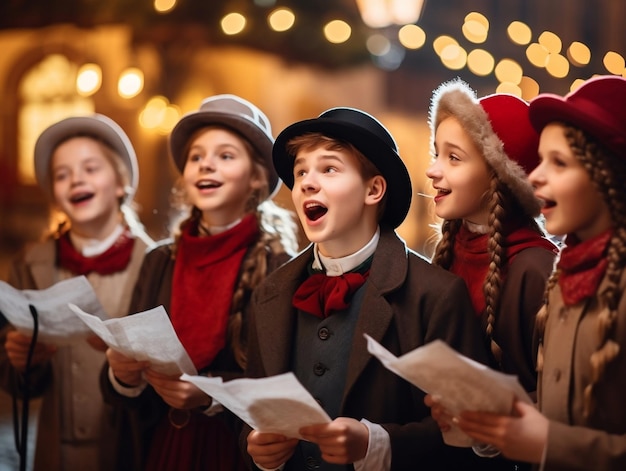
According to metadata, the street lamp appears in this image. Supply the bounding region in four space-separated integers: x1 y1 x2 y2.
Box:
355 0 425 28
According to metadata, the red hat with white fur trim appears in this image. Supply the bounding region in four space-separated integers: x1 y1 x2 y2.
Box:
429 79 541 217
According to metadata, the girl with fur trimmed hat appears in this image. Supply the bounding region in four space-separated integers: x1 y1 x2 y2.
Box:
450 75 626 470
101 94 298 471
0 114 153 471
424 80 557 469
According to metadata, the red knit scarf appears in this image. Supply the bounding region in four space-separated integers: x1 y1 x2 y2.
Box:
57 229 135 275
450 223 557 316
558 230 612 306
170 214 259 370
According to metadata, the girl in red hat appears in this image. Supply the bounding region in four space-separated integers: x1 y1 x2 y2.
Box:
424 79 557 470
101 94 298 471
448 75 626 470
0 114 154 471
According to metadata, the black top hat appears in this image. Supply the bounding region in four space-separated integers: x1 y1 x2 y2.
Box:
273 107 412 228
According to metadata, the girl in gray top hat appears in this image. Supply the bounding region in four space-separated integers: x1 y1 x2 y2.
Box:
0 114 153 471
102 94 299 471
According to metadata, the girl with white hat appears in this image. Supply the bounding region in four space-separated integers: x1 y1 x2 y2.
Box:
102 94 298 471
0 114 153 471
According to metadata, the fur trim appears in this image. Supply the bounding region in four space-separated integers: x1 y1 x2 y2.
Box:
429 79 541 217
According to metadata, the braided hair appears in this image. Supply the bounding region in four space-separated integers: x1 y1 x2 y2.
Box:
536 124 626 419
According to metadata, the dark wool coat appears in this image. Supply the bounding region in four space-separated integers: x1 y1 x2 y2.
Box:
242 227 492 470
100 237 291 471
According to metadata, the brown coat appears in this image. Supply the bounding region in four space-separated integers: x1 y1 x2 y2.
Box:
100 237 291 471
538 270 626 470
243 227 491 470
0 235 148 471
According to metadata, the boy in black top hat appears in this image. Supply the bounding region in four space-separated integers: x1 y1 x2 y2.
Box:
242 107 488 470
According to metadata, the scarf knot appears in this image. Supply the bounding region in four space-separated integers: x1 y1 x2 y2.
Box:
558 230 612 306
57 229 135 275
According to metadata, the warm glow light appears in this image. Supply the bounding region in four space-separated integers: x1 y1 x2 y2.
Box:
507 21 532 45
433 35 458 56
139 96 168 128
268 8 295 32
496 82 522 97
221 13 246 35
467 49 494 76
462 19 488 44
154 0 176 13
567 41 591 66
603 51 625 74
366 34 391 56
324 20 351 44
538 31 562 54
545 53 570 78
356 0 425 28
519 76 540 100
118 68 144 99
464 12 489 28
526 43 549 68
495 59 523 84
398 24 425 49
440 44 467 70
570 78 586 92
76 63 102 96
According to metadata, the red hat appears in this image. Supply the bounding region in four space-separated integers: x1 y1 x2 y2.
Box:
529 75 626 158
429 79 541 217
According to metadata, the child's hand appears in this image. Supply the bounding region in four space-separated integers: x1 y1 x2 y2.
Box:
299 417 369 464
247 430 298 469
424 394 454 432
143 369 211 410
5 330 56 372
106 348 149 387
456 400 547 463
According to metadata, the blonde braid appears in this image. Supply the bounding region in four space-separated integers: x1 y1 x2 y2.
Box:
562 126 626 419
536 269 560 372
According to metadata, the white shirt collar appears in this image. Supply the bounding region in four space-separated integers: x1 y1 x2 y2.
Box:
313 227 380 276
70 224 125 257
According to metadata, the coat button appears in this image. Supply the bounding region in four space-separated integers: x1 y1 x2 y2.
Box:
318 327 330 340
558 306 567 321
313 362 327 376
305 456 320 469
554 369 561 381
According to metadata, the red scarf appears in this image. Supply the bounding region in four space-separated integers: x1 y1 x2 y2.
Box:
558 230 612 306
292 270 370 318
170 214 259 370
450 223 557 316
57 229 135 275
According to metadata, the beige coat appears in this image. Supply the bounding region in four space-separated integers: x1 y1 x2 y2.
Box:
539 270 626 470
0 236 147 471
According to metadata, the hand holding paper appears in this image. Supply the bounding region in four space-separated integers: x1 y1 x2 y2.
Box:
70 304 197 376
364 334 531 447
181 372 330 439
0 276 107 345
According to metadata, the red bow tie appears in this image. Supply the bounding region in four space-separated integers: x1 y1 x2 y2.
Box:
292 271 370 319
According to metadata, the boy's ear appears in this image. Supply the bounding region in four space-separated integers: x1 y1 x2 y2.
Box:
365 175 386 206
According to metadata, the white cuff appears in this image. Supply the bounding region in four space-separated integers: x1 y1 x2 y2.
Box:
108 366 147 398
354 418 391 471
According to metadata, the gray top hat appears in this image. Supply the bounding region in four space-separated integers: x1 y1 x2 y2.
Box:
169 94 280 198
34 114 138 201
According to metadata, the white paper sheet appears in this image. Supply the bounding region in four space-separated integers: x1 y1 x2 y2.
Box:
364 334 532 447
181 372 331 439
0 276 107 345
70 304 197 376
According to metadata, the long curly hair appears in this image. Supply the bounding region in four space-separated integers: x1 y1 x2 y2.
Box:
535 124 626 419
